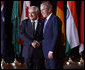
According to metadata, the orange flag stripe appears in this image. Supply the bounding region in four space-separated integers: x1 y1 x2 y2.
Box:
56 1 65 46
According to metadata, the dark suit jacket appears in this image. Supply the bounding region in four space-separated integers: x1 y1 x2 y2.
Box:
42 14 58 59
20 19 44 59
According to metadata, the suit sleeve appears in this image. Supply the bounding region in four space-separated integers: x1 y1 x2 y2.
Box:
39 22 44 46
19 20 33 46
50 17 58 52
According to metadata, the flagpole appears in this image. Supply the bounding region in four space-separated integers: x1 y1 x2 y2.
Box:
13 16 21 65
14 15 17 62
66 53 75 65
1 58 5 69
79 53 84 64
13 16 19 65
68 57 75 64
11 16 19 68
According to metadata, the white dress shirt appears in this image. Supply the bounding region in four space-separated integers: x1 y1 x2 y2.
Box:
31 18 38 30
45 13 52 25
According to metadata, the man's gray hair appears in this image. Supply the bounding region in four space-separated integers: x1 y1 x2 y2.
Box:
29 6 39 14
40 2 53 11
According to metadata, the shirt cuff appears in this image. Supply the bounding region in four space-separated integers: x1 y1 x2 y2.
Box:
49 51 53 54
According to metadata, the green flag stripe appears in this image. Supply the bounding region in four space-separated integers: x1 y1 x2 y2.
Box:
65 36 71 56
11 1 21 57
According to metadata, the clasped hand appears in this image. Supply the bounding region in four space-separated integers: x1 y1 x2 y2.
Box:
31 40 40 48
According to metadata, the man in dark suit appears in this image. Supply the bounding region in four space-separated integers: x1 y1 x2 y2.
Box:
20 6 45 69
40 2 60 69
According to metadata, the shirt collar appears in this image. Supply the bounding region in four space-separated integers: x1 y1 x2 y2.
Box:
31 18 39 23
46 13 52 20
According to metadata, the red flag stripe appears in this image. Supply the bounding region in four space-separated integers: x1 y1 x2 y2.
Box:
57 1 64 11
68 1 78 30
80 1 84 43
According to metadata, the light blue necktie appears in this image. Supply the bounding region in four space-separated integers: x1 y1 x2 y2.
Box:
43 19 47 33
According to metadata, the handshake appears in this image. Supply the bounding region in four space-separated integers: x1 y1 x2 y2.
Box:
31 40 40 48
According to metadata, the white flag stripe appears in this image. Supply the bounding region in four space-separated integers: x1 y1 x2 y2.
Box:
21 1 31 22
79 44 84 53
66 2 79 49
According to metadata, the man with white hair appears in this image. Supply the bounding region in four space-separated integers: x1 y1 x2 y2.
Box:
20 6 45 69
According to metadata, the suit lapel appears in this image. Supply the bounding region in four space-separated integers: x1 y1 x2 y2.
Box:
35 19 41 33
46 14 53 26
26 19 33 35
43 14 53 33
28 20 32 28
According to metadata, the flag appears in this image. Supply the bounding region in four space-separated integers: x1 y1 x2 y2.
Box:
19 1 22 19
56 1 65 46
1 1 5 55
79 1 84 53
21 1 31 22
66 1 80 56
11 1 21 57
20 1 31 45
18 1 23 45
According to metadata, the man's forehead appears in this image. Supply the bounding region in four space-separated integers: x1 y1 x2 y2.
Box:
29 8 35 12
41 5 46 9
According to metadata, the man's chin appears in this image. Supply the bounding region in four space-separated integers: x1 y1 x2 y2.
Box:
30 18 35 21
42 16 46 18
